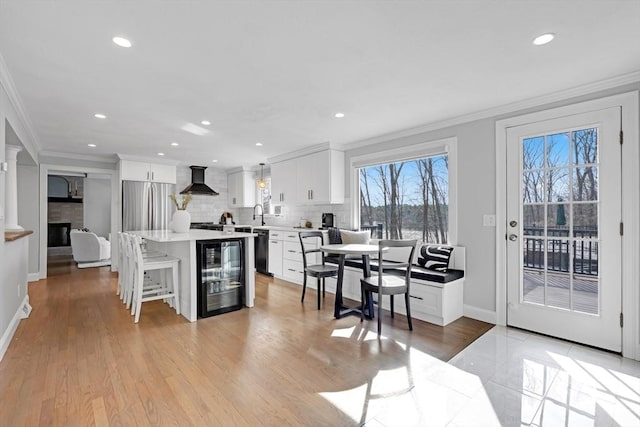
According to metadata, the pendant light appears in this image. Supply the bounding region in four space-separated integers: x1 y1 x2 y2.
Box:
256 163 267 189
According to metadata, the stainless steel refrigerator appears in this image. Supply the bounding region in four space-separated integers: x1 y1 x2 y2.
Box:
122 181 174 231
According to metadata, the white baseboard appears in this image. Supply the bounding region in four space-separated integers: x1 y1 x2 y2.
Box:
28 273 40 282
464 304 497 324
0 295 28 363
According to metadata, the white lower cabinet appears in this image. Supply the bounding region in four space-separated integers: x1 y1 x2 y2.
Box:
359 274 464 326
268 237 283 277
269 229 319 287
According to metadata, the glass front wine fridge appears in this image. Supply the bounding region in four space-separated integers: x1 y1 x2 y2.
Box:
197 239 244 317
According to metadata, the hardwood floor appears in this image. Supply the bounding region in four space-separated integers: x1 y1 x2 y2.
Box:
1 263 492 426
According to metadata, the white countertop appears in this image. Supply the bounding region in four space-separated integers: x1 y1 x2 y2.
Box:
129 229 256 242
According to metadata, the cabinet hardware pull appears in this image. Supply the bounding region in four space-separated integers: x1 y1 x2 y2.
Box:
409 295 423 300
152 171 154 180
288 268 296 272
310 189 313 200
287 250 296 253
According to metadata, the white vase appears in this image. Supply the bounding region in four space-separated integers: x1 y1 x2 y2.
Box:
171 210 191 233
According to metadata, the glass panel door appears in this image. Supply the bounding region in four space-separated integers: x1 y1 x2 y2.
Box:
506 107 621 352
521 129 599 314
199 239 244 317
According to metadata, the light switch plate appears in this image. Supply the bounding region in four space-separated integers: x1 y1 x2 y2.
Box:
483 214 496 227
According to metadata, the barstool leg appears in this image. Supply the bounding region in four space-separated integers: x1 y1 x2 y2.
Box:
172 261 180 316
316 276 321 310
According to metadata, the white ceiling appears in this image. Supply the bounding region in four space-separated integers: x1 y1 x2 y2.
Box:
1 0 639 169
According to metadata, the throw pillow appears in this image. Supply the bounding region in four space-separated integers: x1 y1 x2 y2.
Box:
419 245 454 271
340 230 370 245
327 227 342 244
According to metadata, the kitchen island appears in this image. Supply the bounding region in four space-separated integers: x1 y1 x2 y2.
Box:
129 229 256 322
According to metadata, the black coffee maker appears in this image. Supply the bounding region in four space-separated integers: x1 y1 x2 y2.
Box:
321 213 335 229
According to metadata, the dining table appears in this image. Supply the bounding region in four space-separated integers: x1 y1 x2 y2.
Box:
320 243 386 319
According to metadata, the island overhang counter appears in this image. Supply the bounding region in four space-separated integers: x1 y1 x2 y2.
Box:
128 229 256 322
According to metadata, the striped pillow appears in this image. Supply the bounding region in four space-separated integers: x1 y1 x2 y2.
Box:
419 245 454 271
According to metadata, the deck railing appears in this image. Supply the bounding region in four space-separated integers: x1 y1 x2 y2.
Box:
361 223 384 239
523 226 598 276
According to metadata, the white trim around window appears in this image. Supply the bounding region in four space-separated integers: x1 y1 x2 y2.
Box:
349 136 458 245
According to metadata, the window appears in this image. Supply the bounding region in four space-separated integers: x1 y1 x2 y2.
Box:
359 154 449 244
256 176 273 214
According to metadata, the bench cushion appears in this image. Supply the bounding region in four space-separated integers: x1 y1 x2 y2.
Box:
324 256 464 284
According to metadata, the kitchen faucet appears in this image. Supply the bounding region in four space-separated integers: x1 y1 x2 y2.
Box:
253 203 266 226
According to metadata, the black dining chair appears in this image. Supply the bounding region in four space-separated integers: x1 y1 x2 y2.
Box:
360 239 417 335
299 231 339 310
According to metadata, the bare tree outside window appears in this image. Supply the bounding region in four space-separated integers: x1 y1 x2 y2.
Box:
359 155 448 244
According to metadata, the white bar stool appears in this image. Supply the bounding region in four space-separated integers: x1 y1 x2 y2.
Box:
119 232 170 308
129 235 180 323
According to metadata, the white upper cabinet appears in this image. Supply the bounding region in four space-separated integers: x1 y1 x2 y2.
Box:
227 170 256 208
271 159 297 204
120 160 176 184
296 150 344 204
272 148 344 205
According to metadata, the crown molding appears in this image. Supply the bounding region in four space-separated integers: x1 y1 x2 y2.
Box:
116 153 179 165
267 141 345 164
343 70 640 151
0 52 41 156
40 150 118 164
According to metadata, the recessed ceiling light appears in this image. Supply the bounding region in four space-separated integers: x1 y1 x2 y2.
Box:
201 120 211 126
334 112 345 118
94 113 106 119
256 142 263 146
171 142 179 146
112 36 132 48
88 144 96 147
212 159 218 163
533 33 555 46
157 152 165 156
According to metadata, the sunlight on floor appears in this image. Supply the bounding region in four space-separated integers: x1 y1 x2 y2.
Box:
318 326 640 426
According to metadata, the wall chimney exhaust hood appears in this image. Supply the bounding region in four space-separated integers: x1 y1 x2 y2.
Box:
180 166 219 195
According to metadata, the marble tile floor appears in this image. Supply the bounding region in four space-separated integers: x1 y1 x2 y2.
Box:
353 326 640 426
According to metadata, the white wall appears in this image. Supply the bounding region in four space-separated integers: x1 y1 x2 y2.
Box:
0 71 38 360
17 164 39 275
83 176 111 238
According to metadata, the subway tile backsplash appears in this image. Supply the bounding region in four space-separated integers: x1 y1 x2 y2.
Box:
232 202 349 229
176 166 229 223
177 165 349 227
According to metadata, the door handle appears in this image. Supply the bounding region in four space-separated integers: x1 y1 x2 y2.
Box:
508 234 518 241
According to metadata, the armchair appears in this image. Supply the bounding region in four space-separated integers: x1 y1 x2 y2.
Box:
70 229 111 263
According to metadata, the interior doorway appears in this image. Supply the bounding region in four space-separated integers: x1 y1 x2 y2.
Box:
39 164 118 278
46 172 112 271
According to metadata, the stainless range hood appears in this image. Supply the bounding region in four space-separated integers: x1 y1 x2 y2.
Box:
180 166 219 195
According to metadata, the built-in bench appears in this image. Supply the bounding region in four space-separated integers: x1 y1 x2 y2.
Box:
324 243 465 326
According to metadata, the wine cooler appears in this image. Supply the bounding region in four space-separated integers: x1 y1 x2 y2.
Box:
197 239 245 317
